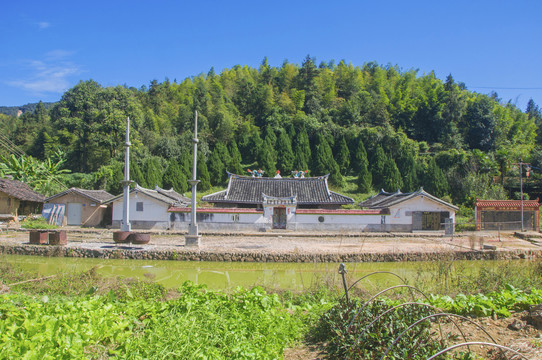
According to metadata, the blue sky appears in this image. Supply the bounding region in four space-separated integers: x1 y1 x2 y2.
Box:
1 0 541 111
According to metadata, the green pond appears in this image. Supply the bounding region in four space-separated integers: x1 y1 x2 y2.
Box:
2 254 526 292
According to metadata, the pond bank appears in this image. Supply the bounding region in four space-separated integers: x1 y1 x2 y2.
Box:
1 228 541 263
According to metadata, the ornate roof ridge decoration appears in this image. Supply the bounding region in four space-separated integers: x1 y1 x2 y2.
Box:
359 187 459 211
202 173 353 205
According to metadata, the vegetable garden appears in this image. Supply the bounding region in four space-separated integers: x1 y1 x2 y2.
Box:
1 260 542 359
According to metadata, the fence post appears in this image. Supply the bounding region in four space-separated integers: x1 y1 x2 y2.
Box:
338 263 349 305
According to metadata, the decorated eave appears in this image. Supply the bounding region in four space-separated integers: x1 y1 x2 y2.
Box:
104 184 190 206
45 187 114 204
360 188 459 211
475 199 540 210
201 173 354 206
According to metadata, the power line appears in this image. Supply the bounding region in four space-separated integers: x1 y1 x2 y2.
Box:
469 86 542 90
0 134 68 191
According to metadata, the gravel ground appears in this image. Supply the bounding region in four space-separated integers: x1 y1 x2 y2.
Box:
1 228 540 255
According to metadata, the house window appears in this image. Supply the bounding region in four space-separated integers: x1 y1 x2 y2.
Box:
136 202 144 212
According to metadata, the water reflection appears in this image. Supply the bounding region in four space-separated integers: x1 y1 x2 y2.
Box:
0 255 514 292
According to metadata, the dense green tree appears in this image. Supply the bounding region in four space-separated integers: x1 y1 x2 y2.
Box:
370 145 387 191
207 144 227 186
228 141 244 175
142 157 163 188
335 136 350 174
381 155 403 192
422 158 449 197
276 130 294 174
354 140 372 193
464 95 496 151
130 161 146 187
312 133 344 186
293 125 311 171
197 155 211 191
162 158 188 193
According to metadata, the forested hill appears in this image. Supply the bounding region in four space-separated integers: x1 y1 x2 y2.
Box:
0 102 55 117
1 56 542 207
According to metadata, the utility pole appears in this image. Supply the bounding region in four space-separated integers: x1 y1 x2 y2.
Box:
185 111 201 247
513 161 530 232
121 117 133 232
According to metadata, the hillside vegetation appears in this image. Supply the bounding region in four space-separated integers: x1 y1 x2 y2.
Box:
1 56 542 207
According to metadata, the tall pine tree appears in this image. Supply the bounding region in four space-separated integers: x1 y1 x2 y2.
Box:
293 125 311 171
335 136 350 175
162 158 188 193
197 154 211 191
276 129 294 174
354 139 372 192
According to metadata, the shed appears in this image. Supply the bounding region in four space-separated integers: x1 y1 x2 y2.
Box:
45 188 114 227
0 178 45 218
475 199 540 231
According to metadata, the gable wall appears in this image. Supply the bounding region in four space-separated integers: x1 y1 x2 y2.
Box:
0 192 19 215
112 193 170 229
387 196 456 225
47 193 108 227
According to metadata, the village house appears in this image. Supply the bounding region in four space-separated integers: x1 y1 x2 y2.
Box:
44 188 113 227
474 199 540 231
106 184 190 230
169 173 391 232
359 188 459 232
0 178 45 221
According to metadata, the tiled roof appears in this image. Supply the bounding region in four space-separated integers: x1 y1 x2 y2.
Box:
360 188 459 211
0 178 45 202
46 188 114 203
475 199 540 209
202 174 354 205
154 187 190 203
104 185 190 206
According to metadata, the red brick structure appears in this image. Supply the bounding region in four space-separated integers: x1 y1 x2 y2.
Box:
475 199 540 231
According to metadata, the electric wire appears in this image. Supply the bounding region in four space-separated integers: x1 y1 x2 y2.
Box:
0 133 68 191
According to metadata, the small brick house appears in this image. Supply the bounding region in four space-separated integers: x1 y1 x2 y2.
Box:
45 188 114 227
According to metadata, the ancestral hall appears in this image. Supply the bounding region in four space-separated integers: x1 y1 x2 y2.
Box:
169 173 392 231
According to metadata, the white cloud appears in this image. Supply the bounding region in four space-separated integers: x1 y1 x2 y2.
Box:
38 22 50 30
6 51 82 95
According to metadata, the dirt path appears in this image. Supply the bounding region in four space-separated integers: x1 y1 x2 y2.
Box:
1 228 540 256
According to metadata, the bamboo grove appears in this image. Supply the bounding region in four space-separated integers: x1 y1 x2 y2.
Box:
1 56 541 207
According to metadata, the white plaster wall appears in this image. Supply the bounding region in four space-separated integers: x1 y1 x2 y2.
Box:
295 214 384 225
387 196 456 225
112 194 170 228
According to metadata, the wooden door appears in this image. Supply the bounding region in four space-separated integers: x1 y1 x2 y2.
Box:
273 208 287 229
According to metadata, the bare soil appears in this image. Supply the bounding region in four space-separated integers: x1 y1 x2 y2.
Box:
1 228 540 256
284 312 542 359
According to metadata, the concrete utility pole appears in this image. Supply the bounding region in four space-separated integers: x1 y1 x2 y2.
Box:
514 161 530 232
121 117 133 232
185 111 201 247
